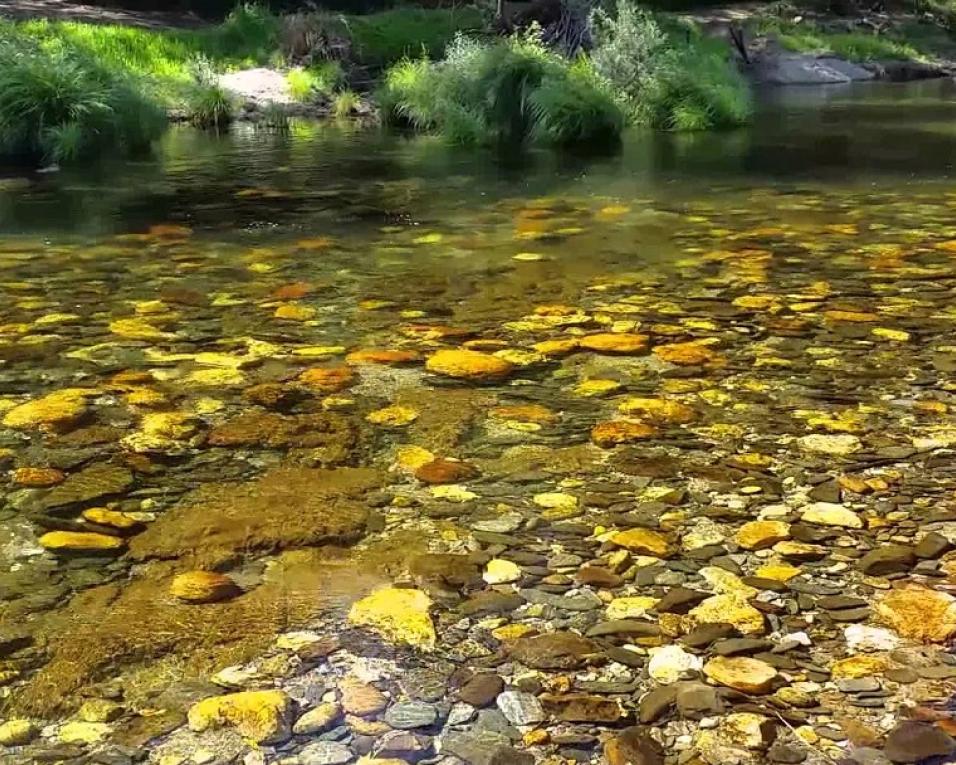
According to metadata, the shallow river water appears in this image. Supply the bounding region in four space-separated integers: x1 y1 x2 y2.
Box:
2 80 956 765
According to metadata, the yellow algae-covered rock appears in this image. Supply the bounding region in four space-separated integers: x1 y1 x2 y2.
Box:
798 433 862 455
734 521 791 551
689 595 765 636
653 342 723 367
483 559 522 585
274 303 317 321
58 722 112 745
122 412 198 453
11 466 65 487
831 655 890 679
108 318 176 342
425 349 514 382
874 584 956 643
187 690 293 743
800 502 863 529
703 656 777 694
490 404 557 424
2 389 88 431
534 338 580 357
81 508 142 533
617 398 697 425
366 405 419 427
395 445 436 472
0 719 37 746
39 531 125 554
755 562 801 582
348 587 436 650
573 379 622 397
606 596 658 620
591 420 658 448
170 571 241 604
579 333 649 355
700 567 758 598
610 528 672 558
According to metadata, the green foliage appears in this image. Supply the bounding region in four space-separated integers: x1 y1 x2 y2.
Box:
753 16 925 61
590 1 751 131
348 8 485 68
332 89 361 118
286 62 341 101
186 83 234 128
379 33 623 148
0 35 165 163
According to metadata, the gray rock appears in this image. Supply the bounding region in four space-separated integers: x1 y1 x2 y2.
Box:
519 588 602 611
441 731 532 765
496 691 545 726
298 742 354 765
384 701 439 729
837 678 880 693
448 702 477 727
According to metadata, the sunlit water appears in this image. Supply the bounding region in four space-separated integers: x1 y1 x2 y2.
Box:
2 79 956 732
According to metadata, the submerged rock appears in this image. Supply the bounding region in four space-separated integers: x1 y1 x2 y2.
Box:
169 571 241 603
425 349 514 381
347 587 436 650
187 689 294 743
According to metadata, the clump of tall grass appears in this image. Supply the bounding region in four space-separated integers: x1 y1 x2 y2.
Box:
332 89 362 118
378 33 623 148
591 0 752 131
0 36 165 163
186 83 235 129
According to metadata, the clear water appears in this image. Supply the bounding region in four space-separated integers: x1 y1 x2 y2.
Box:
2 79 956 726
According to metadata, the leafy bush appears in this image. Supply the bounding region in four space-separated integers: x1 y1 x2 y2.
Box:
0 36 165 163
379 33 624 148
590 1 752 131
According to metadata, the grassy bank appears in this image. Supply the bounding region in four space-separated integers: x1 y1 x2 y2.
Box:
0 2 752 164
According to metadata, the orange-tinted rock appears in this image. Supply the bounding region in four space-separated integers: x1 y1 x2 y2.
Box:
297 366 355 393
414 458 480 485
579 333 649 355
271 282 315 300
11 467 65 487
653 342 724 367
208 412 355 460
346 349 421 366
425 349 514 382
170 571 241 603
591 420 658 448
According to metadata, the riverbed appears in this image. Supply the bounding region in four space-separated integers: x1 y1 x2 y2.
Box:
1 80 956 764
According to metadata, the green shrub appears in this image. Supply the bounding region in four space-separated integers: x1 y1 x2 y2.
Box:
379 33 623 148
332 89 361 118
186 82 234 128
286 62 341 101
0 37 165 163
590 1 751 131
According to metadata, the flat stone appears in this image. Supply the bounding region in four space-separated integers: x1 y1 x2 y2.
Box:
187 690 293 744
884 721 956 764
655 587 709 614
298 741 354 765
858 546 915 576
703 656 777 694
648 644 703 684
496 691 544 726
294 702 342 735
800 503 863 529
508 632 600 669
458 674 505 707
541 693 622 723
41 464 133 510
768 741 807 763
874 585 956 643
384 701 439 729
675 682 721 719
340 679 388 717
586 620 661 638
713 638 773 656
638 685 677 723
348 588 436 650
519 588 602 611
604 726 664 765
915 532 952 559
